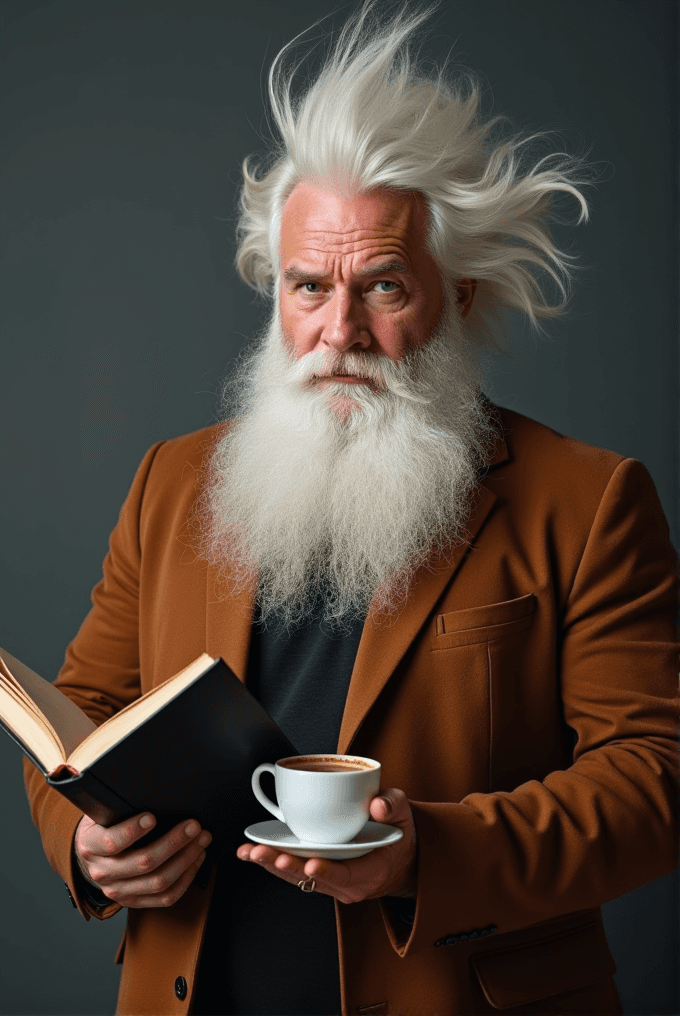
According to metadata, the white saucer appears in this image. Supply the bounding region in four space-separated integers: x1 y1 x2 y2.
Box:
243 819 403 859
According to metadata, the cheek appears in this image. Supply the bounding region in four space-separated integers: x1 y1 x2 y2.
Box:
279 296 307 358
372 318 419 360
402 302 441 352
279 293 293 333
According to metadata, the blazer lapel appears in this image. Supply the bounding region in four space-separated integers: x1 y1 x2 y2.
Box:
337 428 510 755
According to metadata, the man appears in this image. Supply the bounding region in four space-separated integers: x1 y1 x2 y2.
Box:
24 4 679 1015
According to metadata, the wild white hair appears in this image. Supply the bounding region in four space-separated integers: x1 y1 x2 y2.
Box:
236 0 593 353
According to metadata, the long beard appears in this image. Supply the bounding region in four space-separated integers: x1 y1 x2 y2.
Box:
193 297 502 629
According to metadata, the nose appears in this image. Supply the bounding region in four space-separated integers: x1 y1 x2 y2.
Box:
321 288 371 353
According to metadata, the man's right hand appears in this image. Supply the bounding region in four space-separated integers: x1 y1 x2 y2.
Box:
74 813 211 908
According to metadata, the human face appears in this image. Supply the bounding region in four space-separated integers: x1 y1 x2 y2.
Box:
278 183 445 393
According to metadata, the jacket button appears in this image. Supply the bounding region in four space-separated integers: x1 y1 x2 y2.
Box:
174 976 187 1001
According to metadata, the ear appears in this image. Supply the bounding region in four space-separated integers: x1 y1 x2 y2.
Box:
456 278 477 318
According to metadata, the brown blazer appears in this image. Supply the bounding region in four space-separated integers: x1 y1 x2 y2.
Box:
24 402 679 1015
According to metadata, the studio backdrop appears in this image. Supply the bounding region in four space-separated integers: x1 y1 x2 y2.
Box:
1 1 677 1013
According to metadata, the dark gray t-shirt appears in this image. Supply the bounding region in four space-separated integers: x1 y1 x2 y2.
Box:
192 599 365 1015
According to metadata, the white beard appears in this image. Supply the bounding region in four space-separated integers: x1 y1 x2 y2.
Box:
194 293 502 629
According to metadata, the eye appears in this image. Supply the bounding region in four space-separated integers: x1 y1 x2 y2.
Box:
373 280 399 293
300 282 323 293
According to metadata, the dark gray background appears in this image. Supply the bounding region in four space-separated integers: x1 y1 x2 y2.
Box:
1 1 677 1013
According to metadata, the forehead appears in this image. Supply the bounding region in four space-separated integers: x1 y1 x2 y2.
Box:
279 182 429 262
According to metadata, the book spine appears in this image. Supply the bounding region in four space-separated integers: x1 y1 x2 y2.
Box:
46 768 137 828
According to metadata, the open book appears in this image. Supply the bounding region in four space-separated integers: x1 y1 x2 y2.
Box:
0 646 298 854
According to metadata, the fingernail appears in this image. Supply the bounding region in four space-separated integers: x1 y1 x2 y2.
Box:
139 815 154 830
198 832 211 847
185 821 199 837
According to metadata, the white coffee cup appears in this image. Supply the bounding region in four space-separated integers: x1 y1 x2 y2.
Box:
251 754 381 844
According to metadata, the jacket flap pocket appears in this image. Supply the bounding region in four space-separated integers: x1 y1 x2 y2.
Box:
439 593 536 634
472 920 615 1009
433 593 536 647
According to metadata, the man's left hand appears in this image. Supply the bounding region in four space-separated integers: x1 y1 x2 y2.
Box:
236 787 417 904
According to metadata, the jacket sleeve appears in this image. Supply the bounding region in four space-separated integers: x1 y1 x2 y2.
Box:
23 440 166 921
380 456 680 957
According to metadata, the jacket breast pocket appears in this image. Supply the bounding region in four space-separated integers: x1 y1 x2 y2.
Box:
432 593 536 650
429 593 538 794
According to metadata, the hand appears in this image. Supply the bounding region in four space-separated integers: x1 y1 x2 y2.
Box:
74 812 212 909
236 788 417 904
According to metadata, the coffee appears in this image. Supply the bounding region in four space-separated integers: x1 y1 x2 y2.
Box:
281 756 375 773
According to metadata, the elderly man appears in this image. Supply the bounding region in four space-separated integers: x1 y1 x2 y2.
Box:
24 4 679 1015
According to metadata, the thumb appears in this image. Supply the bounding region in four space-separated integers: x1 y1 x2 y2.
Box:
370 788 406 823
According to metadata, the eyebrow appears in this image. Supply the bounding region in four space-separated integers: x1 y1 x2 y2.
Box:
282 260 411 285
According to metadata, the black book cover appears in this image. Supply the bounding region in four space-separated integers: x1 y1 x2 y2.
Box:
19 658 298 859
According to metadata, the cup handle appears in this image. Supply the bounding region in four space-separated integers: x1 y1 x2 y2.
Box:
251 763 285 823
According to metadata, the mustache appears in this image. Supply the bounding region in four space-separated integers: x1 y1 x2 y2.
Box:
289 348 429 404
294 349 385 383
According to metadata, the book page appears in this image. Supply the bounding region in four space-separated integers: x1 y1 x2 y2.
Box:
0 683 64 773
0 648 96 763
68 653 216 771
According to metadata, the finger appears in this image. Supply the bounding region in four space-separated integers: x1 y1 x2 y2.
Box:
245 845 289 868
301 854 353 885
100 834 209 903
88 820 210 886
273 853 298 872
243 846 311 883
249 844 279 863
303 854 386 904
110 848 207 909
74 816 101 884
243 847 360 905
78 812 158 862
